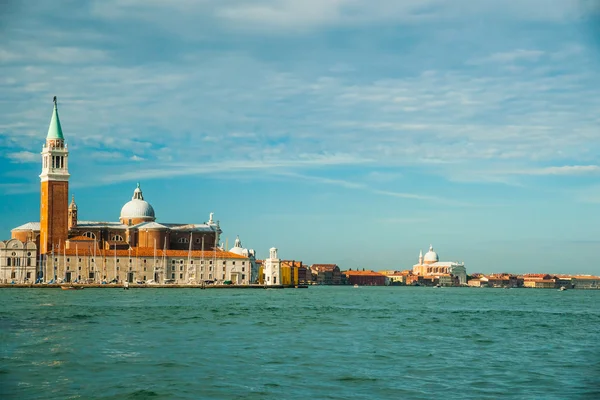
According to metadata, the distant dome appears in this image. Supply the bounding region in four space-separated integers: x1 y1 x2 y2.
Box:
423 245 439 263
120 183 155 221
229 236 245 255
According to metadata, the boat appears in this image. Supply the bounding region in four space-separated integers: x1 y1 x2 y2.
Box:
559 286 567 291
123 281 129 290
353 284 359 288
61 285 84 290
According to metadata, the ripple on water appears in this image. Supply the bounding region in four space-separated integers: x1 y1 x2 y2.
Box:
1 287 599 399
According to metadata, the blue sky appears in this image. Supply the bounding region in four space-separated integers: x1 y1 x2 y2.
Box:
1 0 599 274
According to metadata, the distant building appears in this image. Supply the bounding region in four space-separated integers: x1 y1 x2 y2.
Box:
228 236 258 284
344 270 386 286
380 270 412 285
310 264 342 285
280 260 307 286
412 245 467 285
0 239 38 283
263 247 281 286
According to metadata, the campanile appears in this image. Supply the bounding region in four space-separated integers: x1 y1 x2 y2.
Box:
39 96 70 254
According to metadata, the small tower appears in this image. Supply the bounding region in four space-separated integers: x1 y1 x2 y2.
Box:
419 249 423 265
68 195 78 229
263 247 281 286
40 96 70 254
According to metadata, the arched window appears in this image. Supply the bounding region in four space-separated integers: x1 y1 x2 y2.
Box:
111 235 124 242
83 232 96 239
177 237 189 244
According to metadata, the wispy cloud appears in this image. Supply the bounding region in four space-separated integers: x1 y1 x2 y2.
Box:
5 151 38 163
519 165 600 175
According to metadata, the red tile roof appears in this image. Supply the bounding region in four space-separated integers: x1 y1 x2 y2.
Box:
344 270 385 276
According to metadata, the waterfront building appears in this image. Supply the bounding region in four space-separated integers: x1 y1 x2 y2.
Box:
280 260 307 286
412 245 467 285
0 239 38 283
228 236 259 283
3 98 255 285
310 264 342 285
380 270 412 285
263 247 281 286
343 270 386 286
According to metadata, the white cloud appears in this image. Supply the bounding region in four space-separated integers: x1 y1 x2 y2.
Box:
517 165 600 175
6 151 38 163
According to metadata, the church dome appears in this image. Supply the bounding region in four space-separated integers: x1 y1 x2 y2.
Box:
229 236 245 255
423 245 439 263
120 183 155 221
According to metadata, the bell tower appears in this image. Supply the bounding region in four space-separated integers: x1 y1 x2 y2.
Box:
68 195 78 229
39 96 70 254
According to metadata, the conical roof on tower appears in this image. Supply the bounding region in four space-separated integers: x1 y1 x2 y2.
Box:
47 96 64 140
69 195 77 210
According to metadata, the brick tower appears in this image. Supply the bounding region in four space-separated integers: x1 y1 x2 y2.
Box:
39 96 70 254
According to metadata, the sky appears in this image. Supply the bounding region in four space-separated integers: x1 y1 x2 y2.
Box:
1 0 599 274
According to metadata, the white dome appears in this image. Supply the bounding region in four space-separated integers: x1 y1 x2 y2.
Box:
120 183 155 220
229 236 245 255
423 245 439 263
120 199 155 219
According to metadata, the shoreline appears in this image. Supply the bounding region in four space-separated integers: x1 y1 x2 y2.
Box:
0 283 309 289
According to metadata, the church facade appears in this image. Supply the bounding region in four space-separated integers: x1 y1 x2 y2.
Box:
412 245 467 285
1 98 258 285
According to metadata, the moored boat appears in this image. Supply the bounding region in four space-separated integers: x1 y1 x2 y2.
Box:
61 285 84 290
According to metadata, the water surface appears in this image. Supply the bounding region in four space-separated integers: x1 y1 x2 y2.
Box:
1 287 599 399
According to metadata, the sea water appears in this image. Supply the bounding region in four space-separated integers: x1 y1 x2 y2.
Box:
1 286 599 399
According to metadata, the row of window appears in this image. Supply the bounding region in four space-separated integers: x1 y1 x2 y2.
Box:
56 258 242 266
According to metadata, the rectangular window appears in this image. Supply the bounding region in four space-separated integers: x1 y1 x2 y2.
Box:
233 261 235 265
179 273 183 279
242 274 245 279
171 273 175 279
26 272 31 279
242 267 245 272
180 266 183 271
143 276 146 280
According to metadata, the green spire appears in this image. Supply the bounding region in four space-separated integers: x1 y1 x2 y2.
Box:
47 96 64 140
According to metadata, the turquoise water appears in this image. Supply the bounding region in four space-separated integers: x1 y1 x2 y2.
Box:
1 287 599 399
